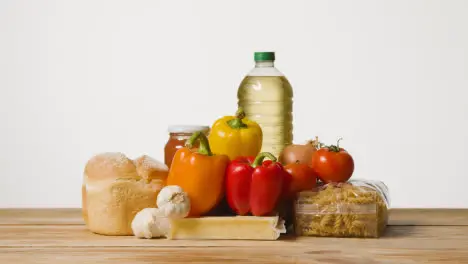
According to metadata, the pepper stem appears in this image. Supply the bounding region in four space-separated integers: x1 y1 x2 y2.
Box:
226 107 248 129
252 152 277 167
185 131 212 156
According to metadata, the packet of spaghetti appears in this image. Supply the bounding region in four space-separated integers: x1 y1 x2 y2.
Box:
294 179 390 238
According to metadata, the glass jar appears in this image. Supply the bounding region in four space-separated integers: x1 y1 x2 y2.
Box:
164 125 210 169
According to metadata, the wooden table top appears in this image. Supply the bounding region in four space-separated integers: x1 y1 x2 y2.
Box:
1 208 468 263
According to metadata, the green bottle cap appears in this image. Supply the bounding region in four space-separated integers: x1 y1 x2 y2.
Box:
254 52 275 62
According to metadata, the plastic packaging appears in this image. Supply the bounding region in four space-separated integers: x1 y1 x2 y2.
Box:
294 179 390 238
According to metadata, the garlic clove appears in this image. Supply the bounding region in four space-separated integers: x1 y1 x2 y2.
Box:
131 208 170 239
156 185 191 219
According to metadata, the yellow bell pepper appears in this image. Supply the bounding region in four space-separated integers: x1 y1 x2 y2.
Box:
208 107 263 160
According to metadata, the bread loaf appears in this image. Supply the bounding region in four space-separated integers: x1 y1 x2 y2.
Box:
82 152 168 235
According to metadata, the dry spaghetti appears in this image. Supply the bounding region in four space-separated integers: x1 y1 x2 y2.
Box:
294 179 389 238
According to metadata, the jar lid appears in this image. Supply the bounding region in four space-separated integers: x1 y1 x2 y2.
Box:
168 125 210 133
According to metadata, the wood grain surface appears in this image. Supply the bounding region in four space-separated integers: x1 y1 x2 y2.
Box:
2 208 468 226
0 208 468 263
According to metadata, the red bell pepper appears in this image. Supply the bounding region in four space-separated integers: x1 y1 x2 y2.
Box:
226 152 285 216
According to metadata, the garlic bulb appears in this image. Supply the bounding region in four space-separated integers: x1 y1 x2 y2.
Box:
156 185 191 218
131 208 170 239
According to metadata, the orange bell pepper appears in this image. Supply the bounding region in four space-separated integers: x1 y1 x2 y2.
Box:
166 131 229 217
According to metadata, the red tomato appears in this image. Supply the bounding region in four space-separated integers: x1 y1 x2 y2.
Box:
283 162 318 198
311 138 354 183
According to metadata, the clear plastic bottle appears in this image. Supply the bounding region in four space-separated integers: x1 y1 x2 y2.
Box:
237 52 293 158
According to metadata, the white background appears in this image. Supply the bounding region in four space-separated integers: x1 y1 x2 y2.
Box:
1 0 467 208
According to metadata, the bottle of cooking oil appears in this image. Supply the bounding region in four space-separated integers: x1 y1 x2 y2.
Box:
237 52 293 158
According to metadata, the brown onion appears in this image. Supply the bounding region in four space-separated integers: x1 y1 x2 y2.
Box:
279 137 320 165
